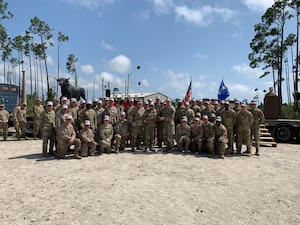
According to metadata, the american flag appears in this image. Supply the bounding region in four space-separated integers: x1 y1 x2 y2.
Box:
184 80 192 103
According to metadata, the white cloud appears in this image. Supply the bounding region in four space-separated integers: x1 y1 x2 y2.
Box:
63 0 114 10
162 69 192 96
140 79 149 87
100 40 115 51
231 63 263 79
194 53 207 59
242 0 274 12
149 0 174 14
174 5 235 26
81 64 94 74
108 54 132 74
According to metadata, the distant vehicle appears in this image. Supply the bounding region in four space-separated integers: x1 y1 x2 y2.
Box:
264 95 300 142
0 83 19 113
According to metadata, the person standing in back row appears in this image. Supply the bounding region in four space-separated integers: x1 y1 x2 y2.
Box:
0 104 9 141
249 100 265 156
33 98 44 140
235 102 253 156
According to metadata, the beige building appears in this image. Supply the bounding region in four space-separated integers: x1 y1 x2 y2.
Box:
115 92 168 103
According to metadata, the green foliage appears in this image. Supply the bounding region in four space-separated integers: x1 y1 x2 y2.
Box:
46 88 56 102
280 104 300 119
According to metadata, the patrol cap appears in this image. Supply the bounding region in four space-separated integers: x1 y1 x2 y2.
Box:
81 100 86 104
62 104 68 109
203 115 208 120
144 101 149 105
148 98 152 102
121 111 126 116
166 97 171 102
194 117 200 121
185 101 189 105
204 101 209 105
105 97 109 101
65 114 72 120
178 99 182 103
109 98 114 102
198 99 203 102
225 101 230 105
84 120 90 126
156 96 160 100
240 102 246 107
216 116 222 122
220 100 225 104
234 100 240 104
250 100 257 105
210 113 216 118
0 104 4 107
61 96 67 101
213 101 219 105
86 101 92 105
149 102 154 106
181 116 188 121
71 98 77 102
22 102 27 106
129 98 134 102
47 101 53 106
93 98 98 102
104 115 110 120
191 98 196 102
163 101 166 105
196 112 201 117
97 100 102 104
36 98 42 101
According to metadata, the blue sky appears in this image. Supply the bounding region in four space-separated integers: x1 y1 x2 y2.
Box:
1 0 282 103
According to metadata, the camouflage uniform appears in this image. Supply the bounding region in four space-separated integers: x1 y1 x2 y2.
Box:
190 121 204 153
40 108 56 155
114 118 129 152
155 101 163 147
160 101 175 153
103 105 120 127
180 106 195 125
175 122 191 152
80 108 97 132
16 105 27 139
33 103 44 138
249 106 265 155
0 106 9 140
221 108 237 154
142 106 157 151
191 101 201 115
13 105 20 138
128 104 145 150
202 120 215 154
98 123 114 154
236 108 254 155
57 122 81 159
214 123 228 157
79 127 97 156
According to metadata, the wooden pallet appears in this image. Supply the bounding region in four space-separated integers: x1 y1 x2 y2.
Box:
252 124 277 147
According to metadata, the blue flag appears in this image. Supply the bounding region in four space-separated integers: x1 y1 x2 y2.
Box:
218 80 229 100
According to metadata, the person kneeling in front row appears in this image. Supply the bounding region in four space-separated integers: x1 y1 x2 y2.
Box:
79 120 97 157
57 114 81 159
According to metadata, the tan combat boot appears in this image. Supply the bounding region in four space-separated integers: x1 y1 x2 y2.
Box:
74 153 82 159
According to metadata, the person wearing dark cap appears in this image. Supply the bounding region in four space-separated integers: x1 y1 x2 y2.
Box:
221 101 237 154
175 116 191 153
80 101 97 133
214 116 228 159
201 101 215 119
249 100 265 156
235 102 254 156
32 98 44 140
40 101 56 156
16 102 28 140
0 104 9 141
127 100 145 151
159 98 176 153
142 101 157 152
202 114 215 156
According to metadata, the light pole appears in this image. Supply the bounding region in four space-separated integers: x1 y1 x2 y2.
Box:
126 65 141 99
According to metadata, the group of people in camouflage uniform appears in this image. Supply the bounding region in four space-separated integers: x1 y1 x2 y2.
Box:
0 94 265 159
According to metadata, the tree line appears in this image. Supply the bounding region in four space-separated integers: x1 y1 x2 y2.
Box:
0 0 78 102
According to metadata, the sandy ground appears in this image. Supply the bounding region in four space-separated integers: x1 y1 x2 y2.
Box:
0 136 299 225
